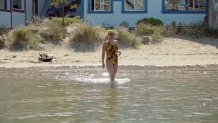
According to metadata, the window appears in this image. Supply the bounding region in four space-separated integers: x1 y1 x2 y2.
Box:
0 0 4 10
0 0 10 11
122 0 147 13
0 0 9 10
89 0 112 13
163 0 207 13
13 0 24 10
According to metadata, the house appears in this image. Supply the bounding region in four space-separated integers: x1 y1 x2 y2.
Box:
0 0 82 28
81 0 209 27
0 0 51 28
0 0 208 28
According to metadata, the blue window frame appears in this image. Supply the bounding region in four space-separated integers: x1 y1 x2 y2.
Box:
122 0 147 13
162 0 208 14
88 0 113 13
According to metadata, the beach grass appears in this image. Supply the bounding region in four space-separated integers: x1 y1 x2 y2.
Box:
115 27 141 48
68 24 106 52
0 17 217 51
0 36 5 49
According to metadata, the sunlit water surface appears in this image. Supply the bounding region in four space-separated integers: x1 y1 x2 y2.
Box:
0 65 218 123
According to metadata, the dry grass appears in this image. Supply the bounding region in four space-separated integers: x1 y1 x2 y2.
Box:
0 36 5 49
115 27 141 48
40 21 65 43
3 17 215 51
6 27 44 50
51 16 81 26
68 24 106 52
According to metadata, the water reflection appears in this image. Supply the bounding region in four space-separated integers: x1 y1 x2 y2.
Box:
105 88 118 121
0 65 218 123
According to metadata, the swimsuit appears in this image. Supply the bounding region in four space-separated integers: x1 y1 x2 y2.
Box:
106 42 119 65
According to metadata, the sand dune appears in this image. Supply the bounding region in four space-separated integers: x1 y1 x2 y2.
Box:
0 36 218 68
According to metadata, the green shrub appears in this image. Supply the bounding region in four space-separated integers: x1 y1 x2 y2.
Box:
40 21 65 42
137 17 163 26
69 24 105 52
51 16 80 26
15 28 29 40
115 27 140 48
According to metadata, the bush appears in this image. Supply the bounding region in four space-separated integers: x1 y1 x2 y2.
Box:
135 23 155 36
9 27 43 50
181 22 210 37
165 22 217 37
0 27 10 36
0 36 5 49
135 23 165 44
40 21 65 42
69 24 105 52
115 27 141 48
51 16 80 26
137 17 163 26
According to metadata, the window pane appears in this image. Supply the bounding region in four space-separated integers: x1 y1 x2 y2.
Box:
125 0 145 11
13 0 23 10
0 0 5 9
135 0 144 10
164 0 206 12
95 0 100 10
104 0 110 10
125 0 134 10
91 0 111 11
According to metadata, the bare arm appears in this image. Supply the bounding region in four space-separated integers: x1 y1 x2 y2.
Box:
102 42 106 68
115 40 121 56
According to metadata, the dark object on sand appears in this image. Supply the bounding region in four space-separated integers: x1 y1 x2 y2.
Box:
38 53 53 62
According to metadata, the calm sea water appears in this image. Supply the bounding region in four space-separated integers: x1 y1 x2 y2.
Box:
0 65 218 123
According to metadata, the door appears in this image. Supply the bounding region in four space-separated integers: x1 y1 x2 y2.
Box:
33 0 38 16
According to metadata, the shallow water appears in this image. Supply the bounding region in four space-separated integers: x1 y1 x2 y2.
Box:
0 65 218 123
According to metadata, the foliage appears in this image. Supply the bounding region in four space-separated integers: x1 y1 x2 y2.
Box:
8 27 43 50
166 22 218 38
51 16 81 26
0 27 10 36
137 17 163 26
0 36 5 49
40 21 65 43
135 23 165 44
115 27 141 48
135 23 155 36
69 24 105 52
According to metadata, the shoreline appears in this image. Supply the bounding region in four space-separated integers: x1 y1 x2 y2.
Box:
0 61 217 68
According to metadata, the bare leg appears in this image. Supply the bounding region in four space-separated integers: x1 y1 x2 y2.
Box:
106 60 115 81
113 62 118 80
112 63 118 81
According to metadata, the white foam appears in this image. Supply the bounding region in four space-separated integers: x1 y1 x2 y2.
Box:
75 77 130 84
101 72 109 77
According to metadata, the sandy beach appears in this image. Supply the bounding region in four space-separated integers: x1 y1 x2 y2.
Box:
1 36 218 68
